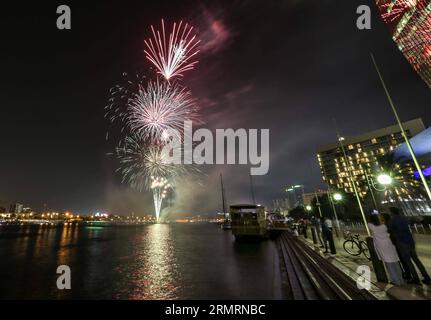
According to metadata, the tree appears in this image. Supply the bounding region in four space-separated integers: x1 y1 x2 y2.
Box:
288 206 306 220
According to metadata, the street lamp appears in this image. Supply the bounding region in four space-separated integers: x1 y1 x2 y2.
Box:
362 167 394 211
376 173 393 186
305 205 312 212
330 191 343 236
333 193 343 202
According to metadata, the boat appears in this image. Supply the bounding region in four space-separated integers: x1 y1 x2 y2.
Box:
230 204 268 241
266 212 288 239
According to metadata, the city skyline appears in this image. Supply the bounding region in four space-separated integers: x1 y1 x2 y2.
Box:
2 1 431 216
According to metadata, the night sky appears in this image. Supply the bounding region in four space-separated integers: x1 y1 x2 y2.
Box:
1 0 431 216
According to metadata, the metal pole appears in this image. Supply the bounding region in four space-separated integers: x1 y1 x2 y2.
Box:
337 134 371 236
335 120 388 282
220 174 227 218
317 192 336 254
249 174 256 205
363 167 379 210
371 53 431 202
315 192 323 218
321 168 341 236
326 192 340 237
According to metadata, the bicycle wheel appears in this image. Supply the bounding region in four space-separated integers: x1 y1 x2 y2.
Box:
343 240 361 256
360 241 371 260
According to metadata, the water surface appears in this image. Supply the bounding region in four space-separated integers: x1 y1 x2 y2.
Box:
0 223 282 299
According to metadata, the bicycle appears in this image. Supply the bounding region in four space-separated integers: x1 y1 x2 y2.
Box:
343 230 371 260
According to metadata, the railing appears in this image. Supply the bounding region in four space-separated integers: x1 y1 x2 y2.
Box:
276 232 376 300
341 221 431 235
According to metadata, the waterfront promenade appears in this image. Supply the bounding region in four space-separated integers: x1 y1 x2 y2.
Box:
301 225 431 300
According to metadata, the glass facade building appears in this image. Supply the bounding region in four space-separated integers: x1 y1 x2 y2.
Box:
376 0 431 88
317 118 425 197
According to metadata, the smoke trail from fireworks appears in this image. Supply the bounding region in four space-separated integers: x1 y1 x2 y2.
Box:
144 19 200 80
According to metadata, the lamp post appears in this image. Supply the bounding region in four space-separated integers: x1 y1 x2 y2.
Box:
364 170 379 210
298 205 311 239
305 205 318 244
332 192 344 235
311 194 337 254
337 135 370 236
314 193 323 219
321 167 341 236
337 134 388 281
333 192 343 202
362 165 393 211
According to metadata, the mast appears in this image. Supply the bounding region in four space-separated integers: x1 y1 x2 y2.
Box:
220 173 227 218
249 174 256 205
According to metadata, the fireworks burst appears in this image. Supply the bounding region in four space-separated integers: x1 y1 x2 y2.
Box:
106 77 198 142
150 177 171 221
127 80 198 141
114 133 196 221
106 18 202 221
378 0 417 23
144 19 200 80
105 72 147 138
114 134 184 191
376 0 431 88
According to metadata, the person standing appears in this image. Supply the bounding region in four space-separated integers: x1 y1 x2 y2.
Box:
382 212 411 281
302 219 308 239
311 216 324 246
324 217 333 230
368 213 404 286
321 217 332 253
388 207 431 285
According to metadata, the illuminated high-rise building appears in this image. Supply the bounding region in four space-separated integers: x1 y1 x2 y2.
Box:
9 203 24 214
375 0 431 88
317 118 425 197
303 190 328 206
388 126 431 215
285 184 305 209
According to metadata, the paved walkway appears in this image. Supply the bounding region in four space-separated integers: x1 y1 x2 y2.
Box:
300 227 431 300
